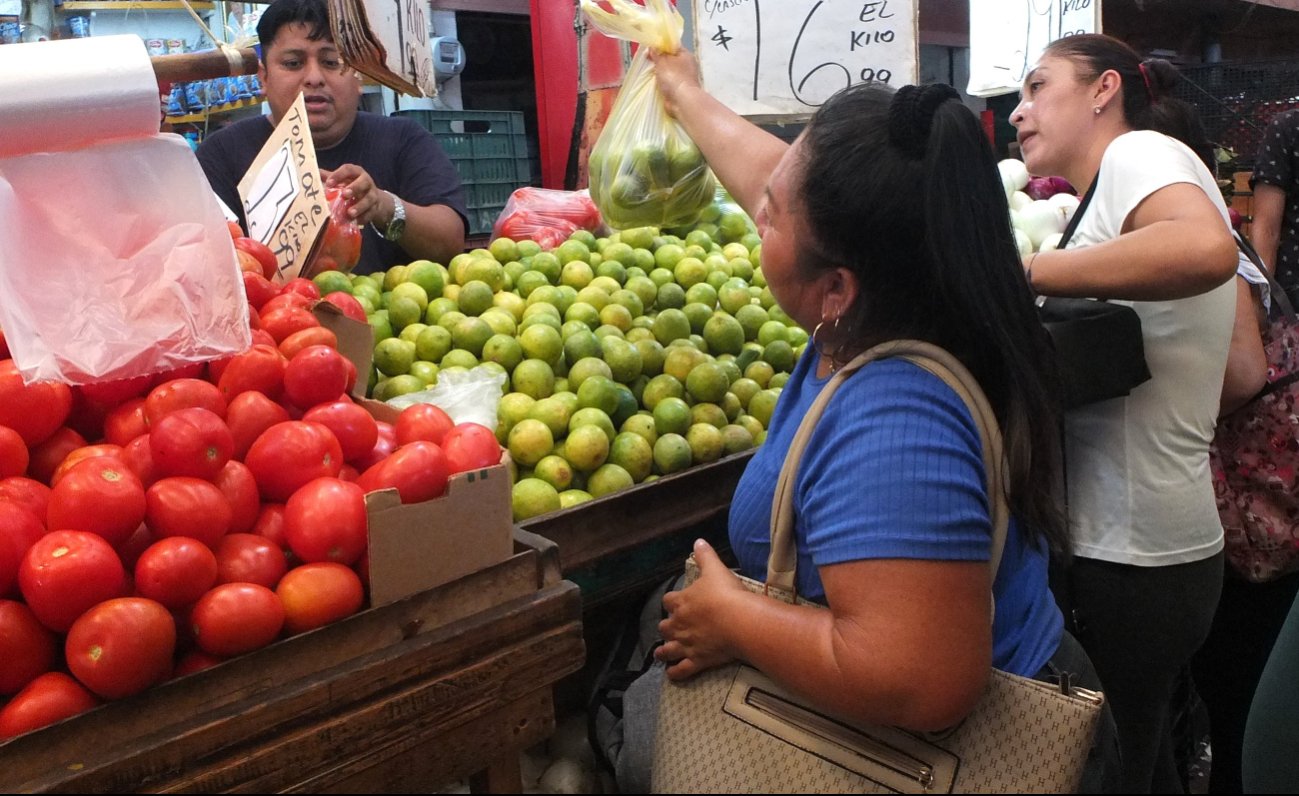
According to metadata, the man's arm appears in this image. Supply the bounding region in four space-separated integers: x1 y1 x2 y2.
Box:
1252 184 1286 275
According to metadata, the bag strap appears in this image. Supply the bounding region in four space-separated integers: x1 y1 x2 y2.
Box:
1236 231 1297 321
1056 171 1098 251
767 340 1009 597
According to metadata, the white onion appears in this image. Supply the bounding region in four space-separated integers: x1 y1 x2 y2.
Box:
1009 190 1033 211
1047 191 1080 226
1038 232 1064 252
997 159 1031 193
1014 228 1034 257
1018 199 1066 249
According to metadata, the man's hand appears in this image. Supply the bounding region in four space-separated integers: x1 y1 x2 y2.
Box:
321 165 393 228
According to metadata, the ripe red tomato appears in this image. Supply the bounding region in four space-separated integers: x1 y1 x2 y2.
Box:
321 291 368 323
250 328 278 349
282 345 350 410
66 597 175 699
235 248 265 277
49 443 125 488
0 599 56 695
441 423 503 475
0 477 52 524
0 360 73 447
119 434 159 487
27 427 87 486
144 378 227 427
244 421 344 501
134 537 219 608
283 477 368 565
46 458 146 548
282 277 321 301
227 220 244 240
1 502 46 597
190 583 284 657
213 533 288 589
395 403 455 447
102 398 149 448
241 270 279 311
251 503 289 550
259 305 320 345
214 460 260 535
145 477 232 549
149 407 234 481
76 374 153 409
278 326 338 361
216 344 286 402
225 391 291 461
114 522 153 572
277 562 365 635
350 420 398 472
0 672 99 741
303 400 378 462
172 649 224 678
0 424 28 480
261 291 315 315
19 530 127 632
356 441 449 504
233 237 279 281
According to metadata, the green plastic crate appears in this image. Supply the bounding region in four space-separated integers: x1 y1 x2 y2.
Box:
394 109 532 236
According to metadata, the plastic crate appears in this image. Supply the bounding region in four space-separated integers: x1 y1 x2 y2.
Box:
394 109 532 236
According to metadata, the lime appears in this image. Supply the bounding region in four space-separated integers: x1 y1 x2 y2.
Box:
533 454 575 491
599 303 634 333
729 376 761 409
489 237 521 264
648 267 675 288
621 413 659 447
515 269 550 298
424 297 458 324
436 310 467 334
382 264 409 291
512 478 561 521
569 406 616 439
770 371 790 389
449 316 492 357
577 375 621 416
530 252 563 285
620 226 657 251
748 388 782 428
653 396 692 437
409 360 440 385
556 239 592 266
654 243 686 271
702 313 745 356
560 260 595 290
653 433 693 475
528 395 575 437
685 282 719 308
686 423 725 465
601 337 643 384
612 383 640 427
625 276 659 309
757 320 790 347
498 391 537 429
608 431 653 482
575 286 611 312
655 282 687 311
565 423 611 473
441 349 479 370
721 424 756 455
412 324 451 363
564 301 602 329
559 489 594 509
508 419 554 468
454 280 493 316
399 322 429 344
641 373 684 410
387 295 423 332
313 270 353 296
633 339 666 377
691 401 730 429
482 333 525 372
663 345 707 384
480 308 519 337
587 463 634 498
652 308 692 345
374 337 416 376
384 374 427 399
568 356 614 391
763 340 796 373
512 359 556 399
564 329 603 367
519 324 564 365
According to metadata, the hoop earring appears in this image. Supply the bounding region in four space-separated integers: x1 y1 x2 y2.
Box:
811 317 844 372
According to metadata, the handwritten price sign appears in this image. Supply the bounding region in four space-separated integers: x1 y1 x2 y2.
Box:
693 0 918 121
967 0 1102 98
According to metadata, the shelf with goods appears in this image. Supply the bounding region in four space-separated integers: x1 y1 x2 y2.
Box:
164 93 263 126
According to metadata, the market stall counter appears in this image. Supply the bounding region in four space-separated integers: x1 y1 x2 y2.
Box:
0 529 584 794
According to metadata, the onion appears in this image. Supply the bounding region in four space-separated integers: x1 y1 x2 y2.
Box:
1009 191 1033 211
998 158 1030 191
1018 199 1066 248
1048 176 1076 195
1014 228 1034 257
1047 192 1080 226
1038 232 1064 252
1024 176 1057 201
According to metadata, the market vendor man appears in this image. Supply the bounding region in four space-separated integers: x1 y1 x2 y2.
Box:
197 0 467 275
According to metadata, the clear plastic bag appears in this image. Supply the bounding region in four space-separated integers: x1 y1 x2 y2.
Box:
385 365 507 430
492 187 604 250
581 0 717 230
303 186 363 277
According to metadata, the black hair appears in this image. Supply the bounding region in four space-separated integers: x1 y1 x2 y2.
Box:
257 0 333 61
1044 33 1214 170
796 81 1068 555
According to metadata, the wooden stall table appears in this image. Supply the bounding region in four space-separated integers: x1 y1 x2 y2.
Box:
0 529 584 794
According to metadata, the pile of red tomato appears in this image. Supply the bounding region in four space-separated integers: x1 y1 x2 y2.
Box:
0 268 504 742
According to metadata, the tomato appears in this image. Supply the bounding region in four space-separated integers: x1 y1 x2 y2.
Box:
114 522 153 572
172 649 224 678
350 420 398 472
282 277 321 301
226 391 291 461
0 477 52 523
65 597 175 699
339 463 359 482
281 345 350 411
50 443 125 488
145 477 232 548
395 403 455 447
278 326 338 361
149 407 233 481
251 502 289 550
216 343 286 402
133 537 218 608
76 374 152 410
0 360 73 447
283 477 367 565
246 303 262 332
119 434 159 487
259 305 320 345
19 530 127 632
65 390 110 443
0 599 57 695
234 237 279 281
213 533 287 589
321 291 368 323
27 427 87 485
1 502 46 596
356 441 449 504
244 421 344 501
227 220 244 240
191 583 284 657
235 248 265 277
303 400 378 462
214 460 260 534
250 328 278 349
0 424 28 479
144 378 227 427
47 457 146 547
441 423 503 475
150 362 207 386
102 398 149 448
241 270 280 312
277 562 364 635
261 291 315 315
0 672 99 741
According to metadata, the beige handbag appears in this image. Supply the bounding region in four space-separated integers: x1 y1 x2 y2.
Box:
651 340 1104 794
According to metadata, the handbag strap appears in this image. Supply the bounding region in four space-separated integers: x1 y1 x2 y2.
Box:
1055 171 1098 251
1236 231 1297 322
768 340 1010 596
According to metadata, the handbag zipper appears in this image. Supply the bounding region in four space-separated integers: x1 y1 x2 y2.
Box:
745 688 937 790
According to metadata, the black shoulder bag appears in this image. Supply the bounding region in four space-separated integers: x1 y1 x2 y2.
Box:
1035 173 1152 410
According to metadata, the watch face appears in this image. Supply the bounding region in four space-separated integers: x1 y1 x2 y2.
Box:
386 217 406 241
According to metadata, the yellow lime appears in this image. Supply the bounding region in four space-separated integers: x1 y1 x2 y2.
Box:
685 282 718 308
482 333 525 372
424 297 458 324
763 340 796 373
686 423 725 465
529 252 563 284
748 388 782 428
641 373 684 410
560 260 595 290
653 433 693 475
449 316 492 357
599 303 634 333
689 401 729 429
577 375 621 416
663 345 707 384
652 308 692 345
312 269 353 296
564 330 603 367
744 360 776 388
387 295 424 332
441 349 479 370
633 339 666 377
559 489 594 509
519 324 563 365
653 396 692 437
516 270 550 298
608 432 653 482
721 424 756 455
512 478 561 522
625 276 659 309
565 423 611 473
654 243 686 271
382 264 409 291
399 322 429 344
457 280 495 316
601 337 643 384
736 413 764 440
621 413 659 446
384 374 427 399
648 267 675 288
512 359 556 399
528 395 575 437
570 406 616 439
480 308 519 337
565 301 601 329
770 371 790 390
412 324 451 363
587 463 634 498
409 360 440 385
489 237 521 264
508 419 554 467
568 357 614 391
533 454 574 491
620 226 657 251
498 391 537 429
574 286 611 312
373 337 416 376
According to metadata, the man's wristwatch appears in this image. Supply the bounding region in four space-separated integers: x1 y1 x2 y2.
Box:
374 191 406 241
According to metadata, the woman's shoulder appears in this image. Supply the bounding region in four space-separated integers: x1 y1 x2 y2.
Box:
1103 130 1202 172
834 357 978 434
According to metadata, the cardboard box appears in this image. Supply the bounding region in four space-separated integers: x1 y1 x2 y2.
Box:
313 301 514 607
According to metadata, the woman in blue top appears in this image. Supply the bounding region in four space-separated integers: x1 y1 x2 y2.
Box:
642 51 1118 789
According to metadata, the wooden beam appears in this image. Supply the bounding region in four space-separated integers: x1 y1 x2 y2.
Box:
430 0 529 15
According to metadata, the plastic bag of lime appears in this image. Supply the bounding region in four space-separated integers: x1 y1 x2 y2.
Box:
581 0 717 230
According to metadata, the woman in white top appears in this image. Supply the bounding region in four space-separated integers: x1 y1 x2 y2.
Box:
1011 33 1239 793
